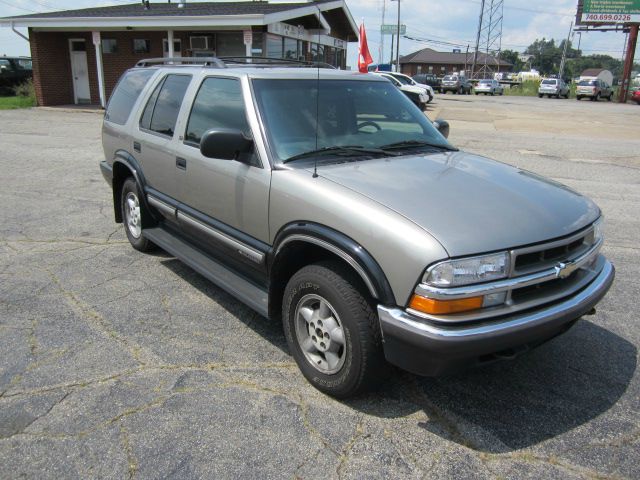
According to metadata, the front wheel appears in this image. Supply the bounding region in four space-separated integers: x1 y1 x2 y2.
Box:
121 177 155 252
282 262 385 398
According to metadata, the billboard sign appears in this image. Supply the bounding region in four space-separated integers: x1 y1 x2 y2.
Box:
582 0 640 23
381 24 407 35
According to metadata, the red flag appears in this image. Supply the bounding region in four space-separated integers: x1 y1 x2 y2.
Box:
358 22 373 73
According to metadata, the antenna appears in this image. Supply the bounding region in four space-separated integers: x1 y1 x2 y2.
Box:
312 6 322 179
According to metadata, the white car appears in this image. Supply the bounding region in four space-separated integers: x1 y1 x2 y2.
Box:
383 71 434 103
374 72 429 110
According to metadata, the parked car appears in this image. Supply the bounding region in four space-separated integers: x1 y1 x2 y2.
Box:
538 78 570 99
375 72 429 109
441 75 472 94
474 79 504 96
385 71 434 103
631 87 640 105
0 56 32 90
412 73 441 91
576 79 613 101
100 58 614 398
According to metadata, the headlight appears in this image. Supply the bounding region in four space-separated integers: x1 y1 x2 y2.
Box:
424 252 510 287
593 217 604 244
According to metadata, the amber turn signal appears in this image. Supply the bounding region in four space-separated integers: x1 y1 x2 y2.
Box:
408 294 483 315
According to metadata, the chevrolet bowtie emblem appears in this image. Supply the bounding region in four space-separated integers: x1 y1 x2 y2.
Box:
555 261 579 279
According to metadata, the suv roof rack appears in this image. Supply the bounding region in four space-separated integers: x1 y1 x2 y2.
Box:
218 56 337 69
135 57 226 68
135 56 336 70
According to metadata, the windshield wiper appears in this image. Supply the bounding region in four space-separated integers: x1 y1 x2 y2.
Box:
378 140 457 152
283 145 392 164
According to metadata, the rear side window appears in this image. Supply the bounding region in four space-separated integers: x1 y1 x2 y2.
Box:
185 77 249 145
139 74 191 137
105 69 155 125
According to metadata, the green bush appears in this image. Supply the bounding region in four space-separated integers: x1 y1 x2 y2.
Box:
503 80 541 96
13 78 35 98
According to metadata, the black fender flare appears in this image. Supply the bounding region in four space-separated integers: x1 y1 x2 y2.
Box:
270 222 396 305
111 150 156 223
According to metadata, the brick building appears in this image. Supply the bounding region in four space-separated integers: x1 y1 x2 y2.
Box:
0 1 357 107
400 47 512 77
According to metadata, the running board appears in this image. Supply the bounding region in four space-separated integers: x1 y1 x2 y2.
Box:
143 227 269 318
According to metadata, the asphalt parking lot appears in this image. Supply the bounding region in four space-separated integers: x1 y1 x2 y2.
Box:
1 95 639 479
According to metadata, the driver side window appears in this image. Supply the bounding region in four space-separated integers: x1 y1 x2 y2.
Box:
185 77 250 146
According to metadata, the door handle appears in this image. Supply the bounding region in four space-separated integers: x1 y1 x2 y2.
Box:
133 141 141 153
176 157 187 170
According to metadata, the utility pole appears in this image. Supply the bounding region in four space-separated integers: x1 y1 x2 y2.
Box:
471 0 486 78
558 20 573 81
619 24 638 103
390 33 394 65
380 0 386 64
395 0 401 72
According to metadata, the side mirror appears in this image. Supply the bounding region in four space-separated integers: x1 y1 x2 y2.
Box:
200 128 254 161
432 119 450 139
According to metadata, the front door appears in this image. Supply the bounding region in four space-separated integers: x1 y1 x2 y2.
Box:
69 39 91 104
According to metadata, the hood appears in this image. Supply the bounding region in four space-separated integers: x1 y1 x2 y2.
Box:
315 152 600 257
399 85 426 94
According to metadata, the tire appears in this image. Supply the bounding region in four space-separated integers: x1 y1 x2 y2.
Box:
538 94 543 98
282 261 385 398
607 93 613 101
475 92 479 95
555 93 560 99
121 177 155 252
577 96 581 101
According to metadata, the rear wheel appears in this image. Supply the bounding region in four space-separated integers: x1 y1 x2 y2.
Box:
282 262 385 398
577 96 582 101
538 94 543 98
121 177 155 252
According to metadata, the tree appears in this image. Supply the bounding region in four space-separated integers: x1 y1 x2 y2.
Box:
500 49 524 71
525 38 562 75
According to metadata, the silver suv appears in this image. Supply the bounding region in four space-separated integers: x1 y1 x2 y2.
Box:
100 58 614 398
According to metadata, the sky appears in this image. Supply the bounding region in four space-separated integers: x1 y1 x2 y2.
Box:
1 0 637 69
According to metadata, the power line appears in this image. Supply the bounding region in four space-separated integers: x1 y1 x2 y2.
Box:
0 0 40 13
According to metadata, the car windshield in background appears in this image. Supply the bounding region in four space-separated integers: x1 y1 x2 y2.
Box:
479 80 492 84
252 79 453 164
541 79 557 85
443 76 457 81
579 80 596 86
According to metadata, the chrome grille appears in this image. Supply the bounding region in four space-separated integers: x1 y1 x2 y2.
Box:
510 227 595 277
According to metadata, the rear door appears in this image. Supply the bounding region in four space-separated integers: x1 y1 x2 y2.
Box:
136 73 192 201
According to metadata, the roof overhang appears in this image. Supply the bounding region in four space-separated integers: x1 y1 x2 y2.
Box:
0 1 358 39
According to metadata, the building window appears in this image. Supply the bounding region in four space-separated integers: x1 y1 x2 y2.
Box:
133 39 151 54
163 38 182 57
216 32 245 57
266 34 282 58
251 32 264 57
440 66 445 72
102 39 118 54
428 66 433 72
283 37 298 60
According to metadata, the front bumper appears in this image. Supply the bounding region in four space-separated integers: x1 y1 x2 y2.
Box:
377 259 614 376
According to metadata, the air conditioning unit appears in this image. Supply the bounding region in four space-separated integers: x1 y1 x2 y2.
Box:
190 36 211 50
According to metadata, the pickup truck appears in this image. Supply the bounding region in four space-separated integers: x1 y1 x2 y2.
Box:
0 56 32 90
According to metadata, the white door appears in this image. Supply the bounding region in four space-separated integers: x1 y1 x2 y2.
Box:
69 39 91 104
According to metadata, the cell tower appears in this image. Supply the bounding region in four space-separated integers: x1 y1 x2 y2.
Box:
470 0 504 79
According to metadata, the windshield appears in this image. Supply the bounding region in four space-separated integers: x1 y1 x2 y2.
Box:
479 80 492 84
392 74 412 85
579 80 596 86
541 79 557 85
252 79 453 164
443 75 457 81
